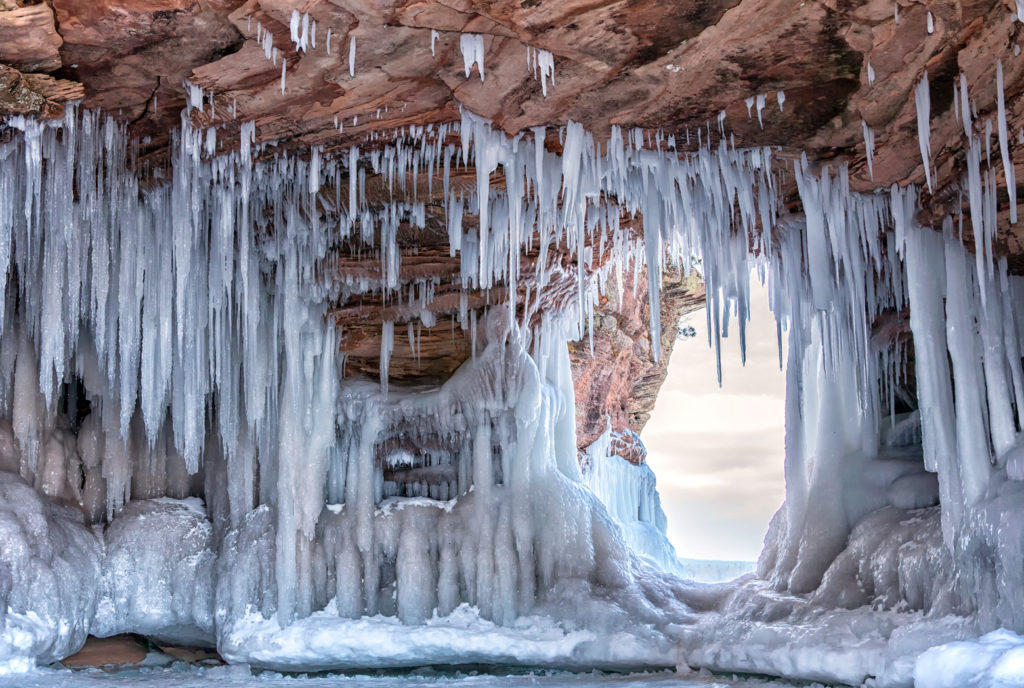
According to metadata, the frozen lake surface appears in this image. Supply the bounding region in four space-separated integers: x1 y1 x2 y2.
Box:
0 666 805 688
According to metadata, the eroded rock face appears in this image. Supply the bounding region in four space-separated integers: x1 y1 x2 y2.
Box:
0 2 62 72
0 64 82 116
570 266 704 457
1 0 1019 197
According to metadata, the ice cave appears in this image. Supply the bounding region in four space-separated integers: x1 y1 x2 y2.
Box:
0 0 1023 686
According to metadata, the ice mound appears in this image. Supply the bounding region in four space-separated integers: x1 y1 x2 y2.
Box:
0 472 102 674
680 601 975 687
222 600 670 672
678 502 968 687
92 497 216 646
915 629 1024 688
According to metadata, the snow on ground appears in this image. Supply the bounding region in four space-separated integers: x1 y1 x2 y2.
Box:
0 665 805 688
219 602 672 672
914 629 1024 688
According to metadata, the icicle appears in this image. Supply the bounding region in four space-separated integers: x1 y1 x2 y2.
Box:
777 90 785 112
927 11 934 33
915 71 933 194
959 73 972 139
997 62 1018 224
862 121 875 180
290 10 300 46
380 321 394 395
348 145 359 217
431 29 439 56
349 36 356 77
535 48 555 96
460 34 485 82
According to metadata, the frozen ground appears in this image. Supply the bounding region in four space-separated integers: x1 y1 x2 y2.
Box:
677 559 754 584
0 665 805 688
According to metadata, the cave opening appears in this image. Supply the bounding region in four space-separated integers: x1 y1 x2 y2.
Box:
0 43 1022 682
643 273 786 574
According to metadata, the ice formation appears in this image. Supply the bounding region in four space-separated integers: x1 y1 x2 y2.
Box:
0 471 101 673
92 498 216 645
289 10 312 53
0 56 1022 684
0 106 717 672
915 71 933 193
460 34 485 82
915 629 1024 688
580 425 683 576
862 120 875 179
527 47 555 96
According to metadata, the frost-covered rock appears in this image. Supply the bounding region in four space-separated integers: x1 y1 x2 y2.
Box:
0 471 102 674
680 502 964 687
93 497 216 646
581 426 684 576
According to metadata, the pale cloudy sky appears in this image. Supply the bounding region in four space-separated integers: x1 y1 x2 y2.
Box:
642 276 787 563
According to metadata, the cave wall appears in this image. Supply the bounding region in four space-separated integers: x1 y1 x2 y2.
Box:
570 265 705 459
2 0 1021 209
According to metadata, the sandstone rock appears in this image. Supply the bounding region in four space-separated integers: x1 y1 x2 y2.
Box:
60 635 149 668
0 63 83 116
570 265 705 456
0 3 62 73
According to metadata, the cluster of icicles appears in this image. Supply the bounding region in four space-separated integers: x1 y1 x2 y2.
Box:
238 7 556 101
1 54 1022 630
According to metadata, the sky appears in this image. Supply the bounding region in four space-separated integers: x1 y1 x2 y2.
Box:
641 275 786 563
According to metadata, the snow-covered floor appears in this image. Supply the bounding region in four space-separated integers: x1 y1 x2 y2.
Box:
0 666 804 688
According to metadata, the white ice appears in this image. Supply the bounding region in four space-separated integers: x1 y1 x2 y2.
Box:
2 78 1024 686
0 665 799 688
580 426 684 576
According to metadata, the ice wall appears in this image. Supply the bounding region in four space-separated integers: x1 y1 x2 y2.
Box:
581 425 684 576
93 498 216 645
0 105 730 670
0 60 1021 678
